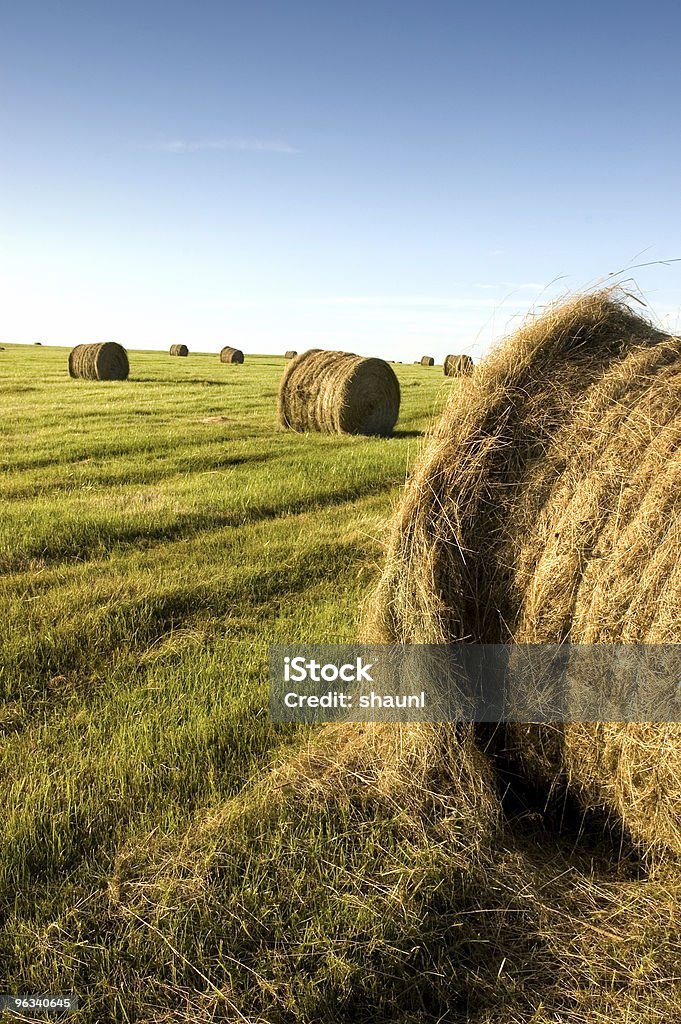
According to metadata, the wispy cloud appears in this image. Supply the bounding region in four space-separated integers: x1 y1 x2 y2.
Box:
142 137 299 154
471 281 548 291
304 296 487 308
301 293 545 310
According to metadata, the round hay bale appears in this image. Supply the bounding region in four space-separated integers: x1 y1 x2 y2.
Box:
68 342 129 381
444 353 474 377
169 344 189 357
420 355 435 366
34 341 42 346
284 350 298 360
220 346 244 364
367 290 681 854
278 349 400 437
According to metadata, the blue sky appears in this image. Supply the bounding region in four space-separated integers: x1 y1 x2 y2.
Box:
2 0 681 361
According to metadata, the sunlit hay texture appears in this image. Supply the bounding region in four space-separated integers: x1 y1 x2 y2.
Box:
420 355 435 366
444 353 474 377
284 349 298 359
366 289 681 855
220 346 244 364
278 348 401 437
68 342 130 381
169 343 189 356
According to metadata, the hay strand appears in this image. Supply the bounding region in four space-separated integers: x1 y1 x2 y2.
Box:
68 342 129 381
367 289 681 854
278 349 400 436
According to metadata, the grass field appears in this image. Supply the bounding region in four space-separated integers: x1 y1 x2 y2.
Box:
1 344 457 1022
3 344 681 1024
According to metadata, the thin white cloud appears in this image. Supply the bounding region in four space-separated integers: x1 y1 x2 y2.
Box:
499 281 547 290
300 295 540 310
471 281 549 292
142 137 299 154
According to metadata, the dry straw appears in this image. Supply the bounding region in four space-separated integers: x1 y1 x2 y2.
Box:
68 342 129 381
278 349 400 436
169 344 189 357
220 346 244 364
284 350 298 359
367 289 681 855
420 355 435 366
444 353 474 377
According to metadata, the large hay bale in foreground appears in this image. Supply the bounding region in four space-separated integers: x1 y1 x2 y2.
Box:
169 343 188 357
68 342 129 381
220 346 244 364
420 355 435 366
444 353 474 377
278 349 400 436
284 350 297 360
367 290 681 854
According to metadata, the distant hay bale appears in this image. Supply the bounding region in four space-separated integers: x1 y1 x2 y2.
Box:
34 342 42 346
420 355 435 366
68 342 129 381
278 349 400 436
367 289 681 855
444 353 474 377
284 350 298 360
220 346 244 364
169 344 189 357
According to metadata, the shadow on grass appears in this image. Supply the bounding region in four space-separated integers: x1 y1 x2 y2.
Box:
2 477 399 574
1 451 277 500
128 377 231 386
1 536 373 699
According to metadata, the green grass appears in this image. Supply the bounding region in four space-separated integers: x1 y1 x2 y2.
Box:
3 345 679 1024
0 344 456 1021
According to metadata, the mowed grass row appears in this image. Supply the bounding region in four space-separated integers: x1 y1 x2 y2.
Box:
0 344 452 1019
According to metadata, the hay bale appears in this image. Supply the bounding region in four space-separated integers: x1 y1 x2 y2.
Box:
420 355 435 366
68 342 129 381
34 341 42 346
169 344 189 357
220 346 244 364
444 353 474 377
367 289 681 854
284 350 298 360
278 349 400 436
